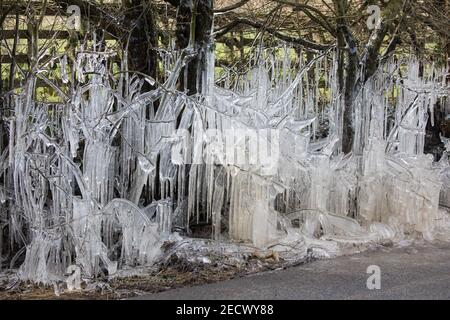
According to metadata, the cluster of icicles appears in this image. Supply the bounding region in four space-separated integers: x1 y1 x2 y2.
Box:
0 44 449 284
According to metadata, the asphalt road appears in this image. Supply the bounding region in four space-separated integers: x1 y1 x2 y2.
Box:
131 241 450 300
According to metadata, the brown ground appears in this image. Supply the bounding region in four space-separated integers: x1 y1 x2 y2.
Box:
0 250 295 300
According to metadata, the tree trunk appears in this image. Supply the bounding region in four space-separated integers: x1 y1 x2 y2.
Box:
334 0 358 154
124 0 158 87
175 0 213 95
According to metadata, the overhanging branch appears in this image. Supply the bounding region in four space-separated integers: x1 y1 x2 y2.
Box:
214 18 332 51
214 0 250 13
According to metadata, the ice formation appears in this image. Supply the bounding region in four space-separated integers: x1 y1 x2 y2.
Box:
0 40 449 285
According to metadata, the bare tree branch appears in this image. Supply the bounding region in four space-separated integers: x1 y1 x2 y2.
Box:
273 0 336 36
214 17 332 51
214 0 250 13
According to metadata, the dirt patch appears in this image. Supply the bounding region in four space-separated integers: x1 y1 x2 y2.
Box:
0 249 304 300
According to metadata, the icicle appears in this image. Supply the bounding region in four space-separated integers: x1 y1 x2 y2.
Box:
2 33 449 287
